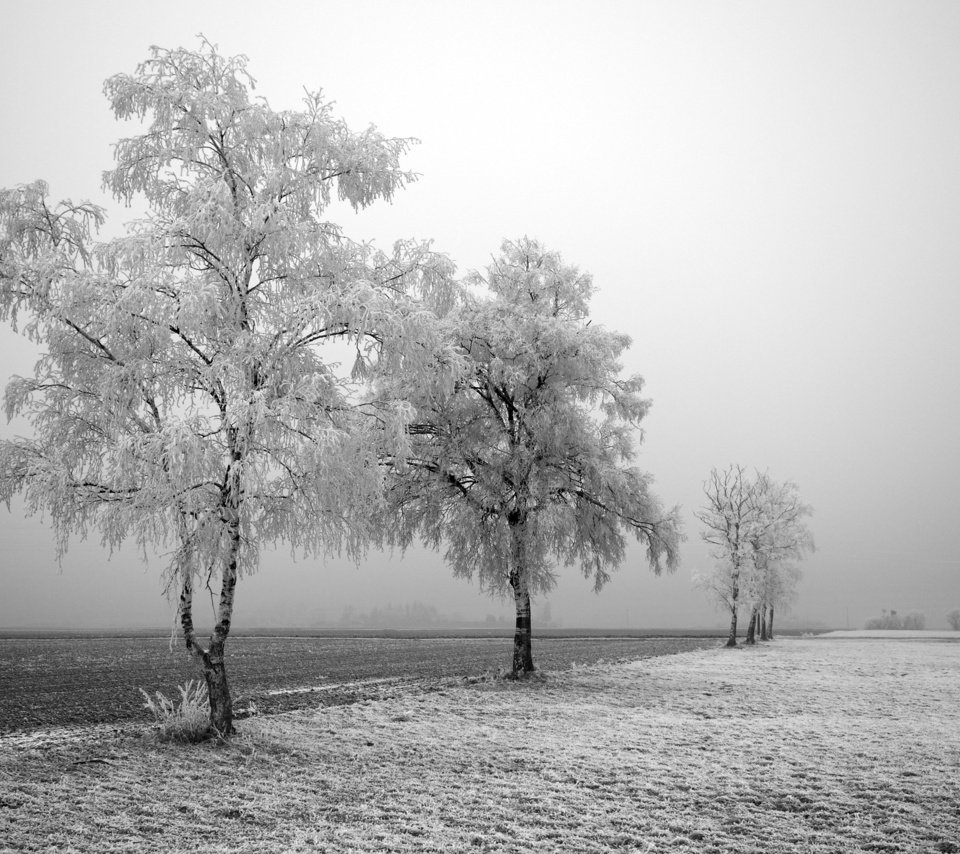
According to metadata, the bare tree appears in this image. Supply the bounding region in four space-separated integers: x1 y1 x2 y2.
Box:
758 560 802 639
695 465 756 647
743 473 813 644
695 466 813 647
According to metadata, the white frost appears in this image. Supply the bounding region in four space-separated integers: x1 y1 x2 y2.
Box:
2 638 958 853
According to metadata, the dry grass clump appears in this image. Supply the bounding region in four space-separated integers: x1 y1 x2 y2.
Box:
139 679 210 743
2 639 959 852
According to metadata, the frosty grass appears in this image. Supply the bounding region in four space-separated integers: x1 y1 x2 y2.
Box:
1 637 957 853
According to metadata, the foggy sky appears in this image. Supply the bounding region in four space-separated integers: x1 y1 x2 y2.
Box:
2 0 959 630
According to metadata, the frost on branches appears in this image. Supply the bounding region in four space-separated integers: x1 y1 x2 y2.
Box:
695 465 813 647
383 238 682 677
0 39 456 737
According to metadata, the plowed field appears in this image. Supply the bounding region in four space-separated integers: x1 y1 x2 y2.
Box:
0 633 719 732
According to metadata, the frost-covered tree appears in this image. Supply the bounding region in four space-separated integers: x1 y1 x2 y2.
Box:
901 611 926 630
947 609 960 631
864 609 925 630
694 465 756 647
695 467 812 647
383 238 682 676
0 40 454 736
743 473 813 644
865 609 900 630
755 560 802 640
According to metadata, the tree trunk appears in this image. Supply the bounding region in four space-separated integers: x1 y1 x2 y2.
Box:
726 600 739 648
206 508 240 736
760 605 769 641
203 640 233 736
507 518 535 677
768 604 775 640
179 574 236 738
510 571 535 676
745 606 759 645
177 505 240 738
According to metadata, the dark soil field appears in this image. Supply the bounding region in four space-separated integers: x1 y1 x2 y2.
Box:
0 632 721 733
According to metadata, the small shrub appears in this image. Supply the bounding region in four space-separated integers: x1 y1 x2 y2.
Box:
140 679 211 743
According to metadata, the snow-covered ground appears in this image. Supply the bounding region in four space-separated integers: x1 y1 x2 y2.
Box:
818 629 960 639
1 638 958 852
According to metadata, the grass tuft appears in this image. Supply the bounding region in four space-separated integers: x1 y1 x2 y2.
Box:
139 679 211 743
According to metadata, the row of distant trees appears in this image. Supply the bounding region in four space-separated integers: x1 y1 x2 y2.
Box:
865 610 960 631
864 610 926 630
335 602 540 629
863 610 927 629
0 40 681 737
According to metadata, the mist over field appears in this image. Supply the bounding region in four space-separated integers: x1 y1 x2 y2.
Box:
1 2 959 633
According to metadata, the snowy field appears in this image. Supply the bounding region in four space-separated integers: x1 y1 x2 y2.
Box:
818 629 960 640
1 637 958 853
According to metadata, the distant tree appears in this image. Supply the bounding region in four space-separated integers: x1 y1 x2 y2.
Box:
901 611 926 630
866 609 926 631
536 599 555 628
694 465 756 647
695 466 812 647
743 473 813 644
0 40 454 736
336 601 444 628
865 609 904 630
383 238 682 676
947 609 960 631
757 560 802 640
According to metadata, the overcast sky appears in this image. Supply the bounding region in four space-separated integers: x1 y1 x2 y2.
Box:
2 0 959 630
